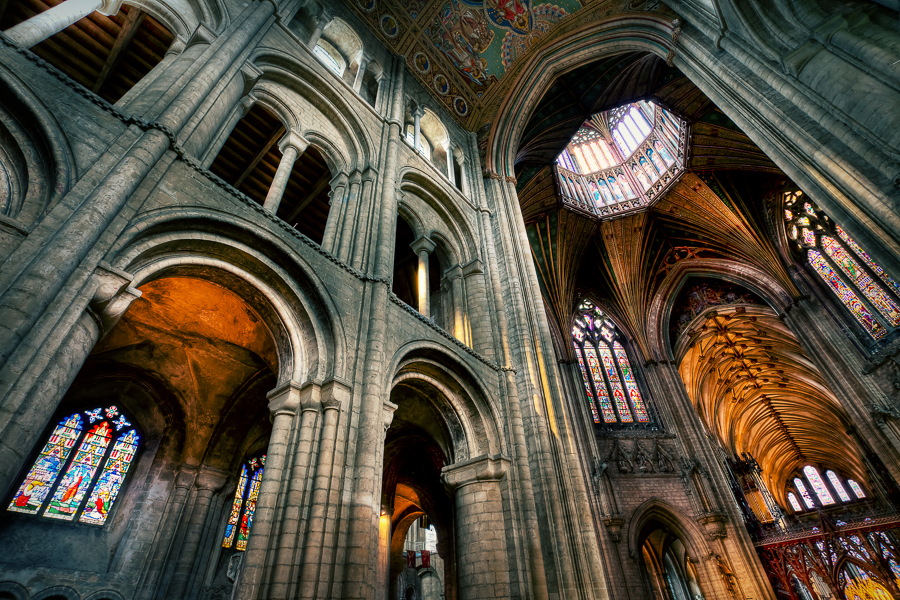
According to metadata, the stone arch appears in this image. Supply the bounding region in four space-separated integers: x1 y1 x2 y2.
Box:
647 258 796 361
108 211 348 384
387 341 504 460
0 65 76 228
250 51 375 171
0 582 28 600
626 498 711 563
396 199 425 240
320 17 363 72
82 591 127 600
398 169 477 265
123 0 213 40
31 587 79 600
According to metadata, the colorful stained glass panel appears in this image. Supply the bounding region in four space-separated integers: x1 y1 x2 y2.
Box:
583 347 617 423
597 344 633 423
797 217 810 227
613 342 649 423
826 470 852 503
46 421 113 520
574 345 601 423
808 250 886 339
223 464 249 548
787 492 803 512
822 237 900 326
80 429 140 524
802 228 816 246
8 413 83 514
236 466 264 551
795 478 816 509
848 479 866 499
836 225 900 299
804 465 835 505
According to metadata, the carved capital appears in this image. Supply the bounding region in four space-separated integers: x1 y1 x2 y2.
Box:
89 262 141 336
603 516 626 543
382 399 398 432
410 235 436 256
240 62 263 96
321 377 351 412
266 379 308 416
441 454 509 493
279 129 309 155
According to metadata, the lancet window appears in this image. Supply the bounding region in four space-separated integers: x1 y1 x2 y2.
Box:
222 455 266 551
784 192 900 341
8 406 139 525
572 300 652 426
787 465 866 513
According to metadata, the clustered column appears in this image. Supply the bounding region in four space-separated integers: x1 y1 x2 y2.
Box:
263 130 309 214
442 455 512 600
410 236 436 318
3 0 123 48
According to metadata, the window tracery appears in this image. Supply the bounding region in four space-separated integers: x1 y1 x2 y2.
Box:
8 406 139 525
572 300 652 426
783 192 900 341
223 455 266 551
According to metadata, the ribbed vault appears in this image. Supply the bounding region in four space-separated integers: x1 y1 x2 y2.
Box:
677 306 867 501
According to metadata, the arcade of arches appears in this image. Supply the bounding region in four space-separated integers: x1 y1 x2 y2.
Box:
1 0 900 599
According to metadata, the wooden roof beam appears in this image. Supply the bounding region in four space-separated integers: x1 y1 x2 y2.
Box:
93 7 145 94
235 125 285 188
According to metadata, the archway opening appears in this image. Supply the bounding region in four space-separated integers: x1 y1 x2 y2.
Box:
384 376 457 600
208 104 332 243
639 521 705 600
0 0 175 103
392 215 442 316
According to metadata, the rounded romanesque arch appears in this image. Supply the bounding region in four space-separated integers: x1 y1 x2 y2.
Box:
109 213 347 384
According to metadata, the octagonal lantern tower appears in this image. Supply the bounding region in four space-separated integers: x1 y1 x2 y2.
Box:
554 100 689 219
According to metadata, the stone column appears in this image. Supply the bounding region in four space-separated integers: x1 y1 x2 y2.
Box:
410 236 436 318
335 171 362 261
412 105 425 153
446 264 466 343
202 93 256 169
267 381 321 600
321 172 349 254
298 379 351 600
455 152 468 195
354 52 373 93
444 142 455 185
167 468 227 599
234 380 303 599
307 8 332 49
4 0 122 48
442 455 511 600
263 130 309 214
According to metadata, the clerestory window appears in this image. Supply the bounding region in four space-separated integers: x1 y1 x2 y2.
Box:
783 191 900 341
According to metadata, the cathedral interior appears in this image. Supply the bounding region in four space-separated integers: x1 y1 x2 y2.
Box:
1 0 900 599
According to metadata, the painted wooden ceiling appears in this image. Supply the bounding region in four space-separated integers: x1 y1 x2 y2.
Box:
344 0 664 128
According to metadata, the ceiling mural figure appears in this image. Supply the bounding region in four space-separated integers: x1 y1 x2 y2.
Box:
428 0 494 86
461 0 533 34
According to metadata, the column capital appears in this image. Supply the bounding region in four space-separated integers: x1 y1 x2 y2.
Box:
441 454 509 491
186 22 216 49
278 129 309 155
410 235 436 256
266 379 314 415
239 93 257 117
382 399 398 432
240 61 263 96
195 466 229 491
453 145 466 164
445 264 464 281
322 377 352 411
411 105 426 119
461 258 483 277
98 0 125 16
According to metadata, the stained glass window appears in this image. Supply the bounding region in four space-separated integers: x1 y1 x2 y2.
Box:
787 492 803 512
803 465 835 505
795 478 816 509
223 455 266 551
847 479 866 499
826 470 852 503
571 300 653 427
783 193 900 341
808 250 886 339
8 406 139 523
